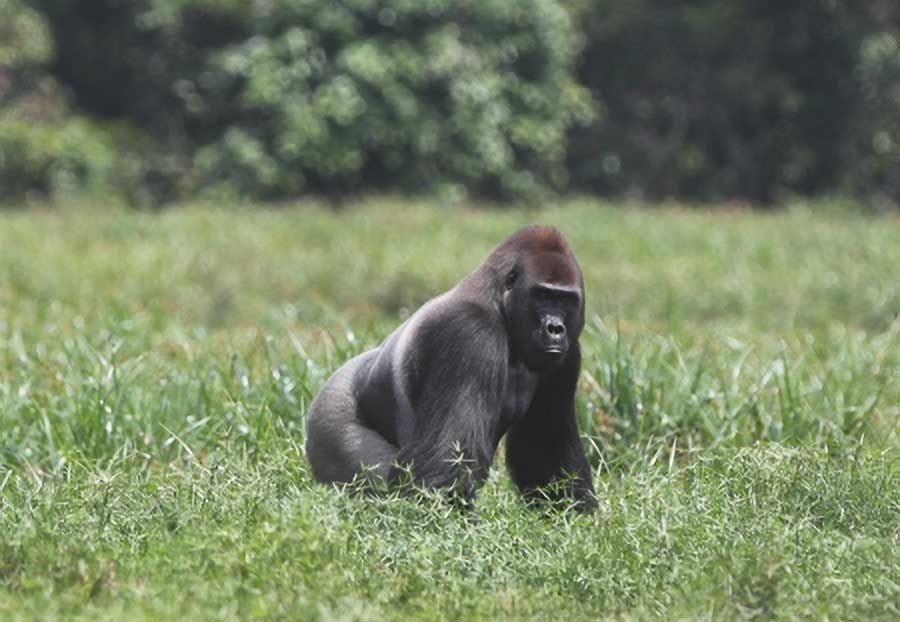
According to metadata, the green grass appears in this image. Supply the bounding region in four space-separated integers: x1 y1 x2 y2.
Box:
0 198 898 621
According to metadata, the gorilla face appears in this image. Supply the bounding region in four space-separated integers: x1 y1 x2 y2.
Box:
503 257 584 373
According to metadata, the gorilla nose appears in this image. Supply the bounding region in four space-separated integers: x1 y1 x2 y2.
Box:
543 317 566 341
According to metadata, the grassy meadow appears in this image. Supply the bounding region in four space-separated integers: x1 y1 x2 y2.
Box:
0 199 898 621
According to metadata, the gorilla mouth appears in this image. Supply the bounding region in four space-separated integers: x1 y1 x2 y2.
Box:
543 346 565 355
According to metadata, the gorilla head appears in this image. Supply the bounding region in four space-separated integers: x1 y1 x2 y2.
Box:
492 227 585 372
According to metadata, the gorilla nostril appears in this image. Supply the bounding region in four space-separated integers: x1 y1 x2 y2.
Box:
546 320 565 337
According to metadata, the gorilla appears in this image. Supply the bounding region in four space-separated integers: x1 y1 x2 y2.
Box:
305 226 596 510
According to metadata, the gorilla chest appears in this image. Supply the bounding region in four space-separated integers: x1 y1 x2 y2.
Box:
501 364 539 427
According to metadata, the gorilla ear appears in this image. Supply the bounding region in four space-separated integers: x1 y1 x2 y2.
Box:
504 266 519 291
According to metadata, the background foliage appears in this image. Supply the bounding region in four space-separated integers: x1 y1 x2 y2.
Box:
1 0 899 205
567 0 900 205
0 0 120 198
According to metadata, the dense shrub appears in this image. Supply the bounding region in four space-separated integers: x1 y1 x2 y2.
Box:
192 0 592 199
566 0 900 206
566 0 863 203
850 29 900 205
0 0 128 201
0 115 121 198
0 0 52 73
37 0 591 201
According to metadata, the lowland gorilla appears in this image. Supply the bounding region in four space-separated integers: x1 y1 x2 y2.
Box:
306 226 596 510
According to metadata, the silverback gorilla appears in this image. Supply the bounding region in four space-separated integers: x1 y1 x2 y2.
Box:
306 226 597 511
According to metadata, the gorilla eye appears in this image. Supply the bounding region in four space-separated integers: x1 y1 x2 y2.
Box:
505 268 519 290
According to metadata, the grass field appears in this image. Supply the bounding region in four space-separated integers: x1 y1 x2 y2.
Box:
0 199 898 621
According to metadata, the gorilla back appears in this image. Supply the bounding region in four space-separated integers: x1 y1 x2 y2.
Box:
305 226 597 510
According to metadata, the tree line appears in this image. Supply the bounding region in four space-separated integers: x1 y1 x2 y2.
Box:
1 0 898 206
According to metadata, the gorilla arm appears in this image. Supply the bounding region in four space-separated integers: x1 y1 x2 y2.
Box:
388 303 508 501
505 343 597 511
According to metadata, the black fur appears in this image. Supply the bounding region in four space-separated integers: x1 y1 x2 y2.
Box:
305 226 597 510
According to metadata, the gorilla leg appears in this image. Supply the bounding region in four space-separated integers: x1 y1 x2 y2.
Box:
306 353 398 484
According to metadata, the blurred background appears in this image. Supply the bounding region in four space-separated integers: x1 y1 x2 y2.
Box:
2 0 899 208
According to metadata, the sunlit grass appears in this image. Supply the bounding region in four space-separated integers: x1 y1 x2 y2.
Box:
0 199 898 621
